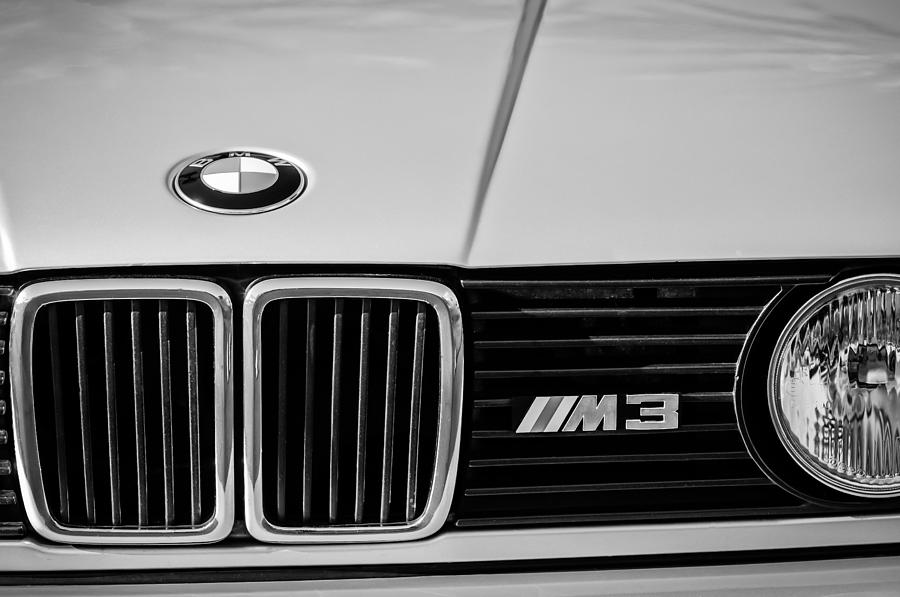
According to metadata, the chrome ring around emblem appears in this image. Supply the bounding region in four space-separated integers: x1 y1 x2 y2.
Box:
170 149 308 214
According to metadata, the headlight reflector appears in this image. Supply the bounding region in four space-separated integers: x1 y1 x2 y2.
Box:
770 275 900 497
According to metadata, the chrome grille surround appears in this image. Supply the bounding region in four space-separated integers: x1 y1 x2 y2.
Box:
243 278 464 543
10 279 234 545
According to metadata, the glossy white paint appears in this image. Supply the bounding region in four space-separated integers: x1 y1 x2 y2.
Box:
2 1 900 581
471 0 900 265
0 0 521 273
5 557 900 596
1 1 898 272
4 512 900 571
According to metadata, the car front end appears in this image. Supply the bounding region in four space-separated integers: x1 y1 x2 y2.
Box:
1 1 900 594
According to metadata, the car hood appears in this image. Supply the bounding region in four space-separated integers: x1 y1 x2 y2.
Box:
0 0 898 274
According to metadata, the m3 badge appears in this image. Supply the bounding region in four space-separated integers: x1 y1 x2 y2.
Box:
516 394 679 433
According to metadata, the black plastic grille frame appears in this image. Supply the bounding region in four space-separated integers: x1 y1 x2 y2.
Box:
0 287 24 538
258 296 441 527
456 271 842 528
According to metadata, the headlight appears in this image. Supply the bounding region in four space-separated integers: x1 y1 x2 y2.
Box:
770 274 900 497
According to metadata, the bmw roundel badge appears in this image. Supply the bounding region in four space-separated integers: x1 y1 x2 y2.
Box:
171 150 308 214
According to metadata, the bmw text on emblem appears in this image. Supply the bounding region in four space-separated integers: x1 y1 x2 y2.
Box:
171 150 308 214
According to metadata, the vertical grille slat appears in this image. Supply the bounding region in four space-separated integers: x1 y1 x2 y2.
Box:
275 301 289 522
380 300 400 524
130 301 149 528
102 301 122 526
406 303 427 521
185 302 202 527
253 279 455 539
328 299 343 523
354 298 371 524
301 299 316 524
24 284 226 539
157 300 175 527
73 303 96 524
47 306 69 523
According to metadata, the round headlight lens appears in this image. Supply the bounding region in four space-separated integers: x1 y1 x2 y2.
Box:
770 274 900 497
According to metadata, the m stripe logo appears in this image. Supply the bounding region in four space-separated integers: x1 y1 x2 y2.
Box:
516 396 578 434
515 394 679 433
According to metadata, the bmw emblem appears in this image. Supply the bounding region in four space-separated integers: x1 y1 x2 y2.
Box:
171 149 308 214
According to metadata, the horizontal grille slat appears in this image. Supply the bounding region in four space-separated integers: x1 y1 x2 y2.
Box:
468 451 753 467
452 505 821 528
471 307 764 319
474 334 747 348
473 392 734 408
461 274 830 288
459 486 808 514
27 294 221 533
465 477 774 497
456 272 831 529
474 363 737 379
470 423 738 439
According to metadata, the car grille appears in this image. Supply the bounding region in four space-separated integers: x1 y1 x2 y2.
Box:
0 286 24 538
243 278 463 542
3 265 894 547
455 270 839 528
11 280 233 543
